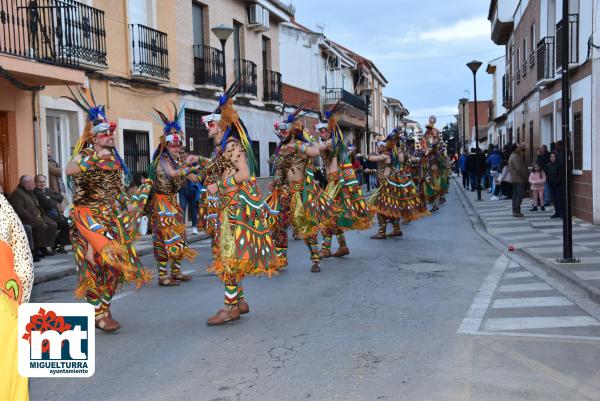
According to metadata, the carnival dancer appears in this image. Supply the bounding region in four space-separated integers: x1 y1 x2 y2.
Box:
265 102 336 273
149 104 208 286
65 87 153 332
361 130 428 239
421 116 443 212
0 193 33 401
201 82 277 325
316 109 371 258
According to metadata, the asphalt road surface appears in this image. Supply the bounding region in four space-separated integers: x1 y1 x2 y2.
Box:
29 186 600 401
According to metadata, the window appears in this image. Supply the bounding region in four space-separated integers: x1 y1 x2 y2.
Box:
573 112 583 170
262 36 271 70
529 121 534 163
251 140 261 176
530 24 535 53
517 127 520 144
192 2 205 46
129 0 152 27
233 21 242 61
523 38 527 63
123 130 150 178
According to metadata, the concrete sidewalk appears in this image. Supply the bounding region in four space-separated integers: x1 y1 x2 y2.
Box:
453 175 600 304
33 226 208 284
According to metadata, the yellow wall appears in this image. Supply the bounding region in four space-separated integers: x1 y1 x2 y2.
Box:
0 81 36 191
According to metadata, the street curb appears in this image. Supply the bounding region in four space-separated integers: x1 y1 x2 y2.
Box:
451 175 600 305
33 233 209 285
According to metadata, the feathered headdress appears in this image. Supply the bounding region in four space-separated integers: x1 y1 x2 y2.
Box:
152 101 184 140
274 100 310 138
200 81 259 176
62 85 131 185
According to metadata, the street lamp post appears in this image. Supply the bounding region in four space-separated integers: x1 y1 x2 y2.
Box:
211 24 234 90
459 97 468 155
559 0 575 262
467 60 483 201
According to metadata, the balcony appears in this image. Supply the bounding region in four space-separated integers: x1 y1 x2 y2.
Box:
489 1 514 45
263 70 282 104
323 88 366 112
529 49 536 69
522 60 527 77
234 59 257 97
129 24 169 83
193 45 224 89
0 0 107 69
537 37 555 85
323 88 367 128
555 14 579 71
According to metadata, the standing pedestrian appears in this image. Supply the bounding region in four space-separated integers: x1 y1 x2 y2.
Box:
508 143 528 217
528 162 546 211
536 145 551 206
459 149 469 189
546 151 563 218
466 148 477 191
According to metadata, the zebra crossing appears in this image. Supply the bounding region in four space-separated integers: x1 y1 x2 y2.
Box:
458 255 600 341
459 183 600 304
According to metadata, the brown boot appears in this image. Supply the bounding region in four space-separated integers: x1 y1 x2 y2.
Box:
388 230 403 238
158 277 180 286
311 260 321 273
238 299 250 315
332 246 350 257
207 306 241 326
370 232 386 240
171 272 192 282
320 249 332 259
95 314 120 332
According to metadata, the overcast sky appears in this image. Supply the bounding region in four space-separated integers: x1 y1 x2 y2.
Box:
293 0 503 129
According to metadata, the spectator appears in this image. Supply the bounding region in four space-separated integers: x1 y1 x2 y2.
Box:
491 160 513 200
509 143 528 217
477 149 487 189
459 150 469 189
466 148 478 191
33 174 69 253
179 178 201 235
47 145 66 207
487 146 503 194
546 151 563 219
352 154 363 186
536 145 551 206
8 175 58 259
528 163 546 211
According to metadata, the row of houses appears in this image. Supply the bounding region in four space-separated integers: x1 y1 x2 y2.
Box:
481 0 600 223
0 0 412 197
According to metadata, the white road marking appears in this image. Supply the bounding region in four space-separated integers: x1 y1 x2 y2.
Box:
572 271 600 281
490 227 535 234
503 271 534 279
483 316 600 331
502 233 553 241
457 255 508 334
498 283 553 292
492 296 573 309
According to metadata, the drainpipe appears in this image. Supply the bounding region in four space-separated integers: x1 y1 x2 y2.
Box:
32 90 40 174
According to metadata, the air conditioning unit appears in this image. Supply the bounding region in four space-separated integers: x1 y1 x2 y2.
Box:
248 4 263 26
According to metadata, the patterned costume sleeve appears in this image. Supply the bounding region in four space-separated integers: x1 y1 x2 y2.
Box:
0 194 34 304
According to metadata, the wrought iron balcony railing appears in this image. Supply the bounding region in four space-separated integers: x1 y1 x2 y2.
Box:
263 70 282 103
234 58 257 96
129 23 169 81
529 49 536 69
193 44 224 88
323 88 366 111
0 0 107 68
556 14 579 71
537 37 555 82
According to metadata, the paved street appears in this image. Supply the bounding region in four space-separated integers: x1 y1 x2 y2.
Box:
29 186 600 401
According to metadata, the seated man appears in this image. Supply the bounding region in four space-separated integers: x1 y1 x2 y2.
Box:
33 174 69 254
8 175 57 259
